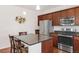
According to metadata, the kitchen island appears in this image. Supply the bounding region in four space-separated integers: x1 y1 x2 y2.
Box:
14 34 53 53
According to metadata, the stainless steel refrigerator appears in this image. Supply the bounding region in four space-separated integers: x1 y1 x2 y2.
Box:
39 20 53 36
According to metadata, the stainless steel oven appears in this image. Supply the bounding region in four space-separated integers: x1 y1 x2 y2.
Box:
58 35 73 53
58 43 73 53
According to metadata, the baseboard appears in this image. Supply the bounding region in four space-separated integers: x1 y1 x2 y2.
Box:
0 47 10 50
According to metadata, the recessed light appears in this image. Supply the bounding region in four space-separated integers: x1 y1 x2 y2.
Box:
36 5 40 10
23 11 26 15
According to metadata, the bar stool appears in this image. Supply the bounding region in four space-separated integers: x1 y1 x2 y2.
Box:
9 35 15 53
35 29 39 34
9 35 27 53
19 32 27 36
18 32 28 53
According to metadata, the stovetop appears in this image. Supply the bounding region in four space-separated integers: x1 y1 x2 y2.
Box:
55 31 75 36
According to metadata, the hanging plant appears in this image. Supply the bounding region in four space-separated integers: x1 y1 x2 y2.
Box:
16 16 26 24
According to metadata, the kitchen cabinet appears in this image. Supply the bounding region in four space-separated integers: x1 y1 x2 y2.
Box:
52 12 60 26
60 8 75 18
60 10 67 18
38 6 77 26
51 33 58 47
52 8 75 26
73 36 79 53
66 8 75 17
45 13 53 20
42 39 53 53
38 15 45 26
75 7 79 25
38 13 53 26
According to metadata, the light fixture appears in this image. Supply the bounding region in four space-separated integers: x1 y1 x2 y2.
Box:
16 16 26 24
36 5 40 10
23 11 26 15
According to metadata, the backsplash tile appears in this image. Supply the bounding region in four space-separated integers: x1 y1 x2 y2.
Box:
54 26 79 32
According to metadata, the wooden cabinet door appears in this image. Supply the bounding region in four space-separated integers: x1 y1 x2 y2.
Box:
38 14 53 26
60 9 75 18
51 33 58 47
46 13 53 20
60 10 67 18
52 36 58 47
74 36 79 53
75 7 79 16
38 15 43 26
75 7 79 25
42 39 53 53
66 8 75 17
52 12 60 26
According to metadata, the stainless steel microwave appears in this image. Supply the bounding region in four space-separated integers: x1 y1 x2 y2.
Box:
60 16 75 26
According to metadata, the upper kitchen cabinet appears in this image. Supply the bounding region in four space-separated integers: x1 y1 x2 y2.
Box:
38 15 44 26
38 14 53 20
60 8 75 18
49 8 75 26
52 12 60 26
38 15 43 20
38 6 77 26
66 8 75 17
60 10 67 18
75 7 79 25
38 15 45 26
46 13 53 20
38 13 53 26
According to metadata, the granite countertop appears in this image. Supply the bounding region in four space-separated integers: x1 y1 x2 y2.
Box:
74 32 79 37
14 34 52 45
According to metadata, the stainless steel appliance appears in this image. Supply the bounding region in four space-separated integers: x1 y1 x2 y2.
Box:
58 35 73 53
39 20 53 36
58 43 73 53
58 28 74 53
60 16 75 26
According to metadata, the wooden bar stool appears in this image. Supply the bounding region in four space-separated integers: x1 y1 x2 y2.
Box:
9 34 28 53
9 35 16 53
35 29 39 34
19 32 27 36
18 32 28 53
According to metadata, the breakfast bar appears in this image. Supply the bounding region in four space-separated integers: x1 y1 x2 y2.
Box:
14 34 53 53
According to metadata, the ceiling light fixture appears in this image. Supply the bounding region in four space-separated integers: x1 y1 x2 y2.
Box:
36 5 40 10
23 11 26 15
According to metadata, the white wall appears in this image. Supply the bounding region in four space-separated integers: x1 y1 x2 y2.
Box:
0 6 38 49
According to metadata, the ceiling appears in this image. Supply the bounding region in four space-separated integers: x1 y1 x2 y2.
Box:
16 5 62 11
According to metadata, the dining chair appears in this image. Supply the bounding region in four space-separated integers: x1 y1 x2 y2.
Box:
9 35 16 53
35 29 39 34
18 32 28 53
19 32 27 36
9 34 27 53
14 40 28 53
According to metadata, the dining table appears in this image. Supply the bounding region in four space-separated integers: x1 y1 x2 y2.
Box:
14 34 52 53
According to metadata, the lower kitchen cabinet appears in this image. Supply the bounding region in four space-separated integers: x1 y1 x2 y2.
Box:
73 36 79 53
42 39 53 53
50 33 58 47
